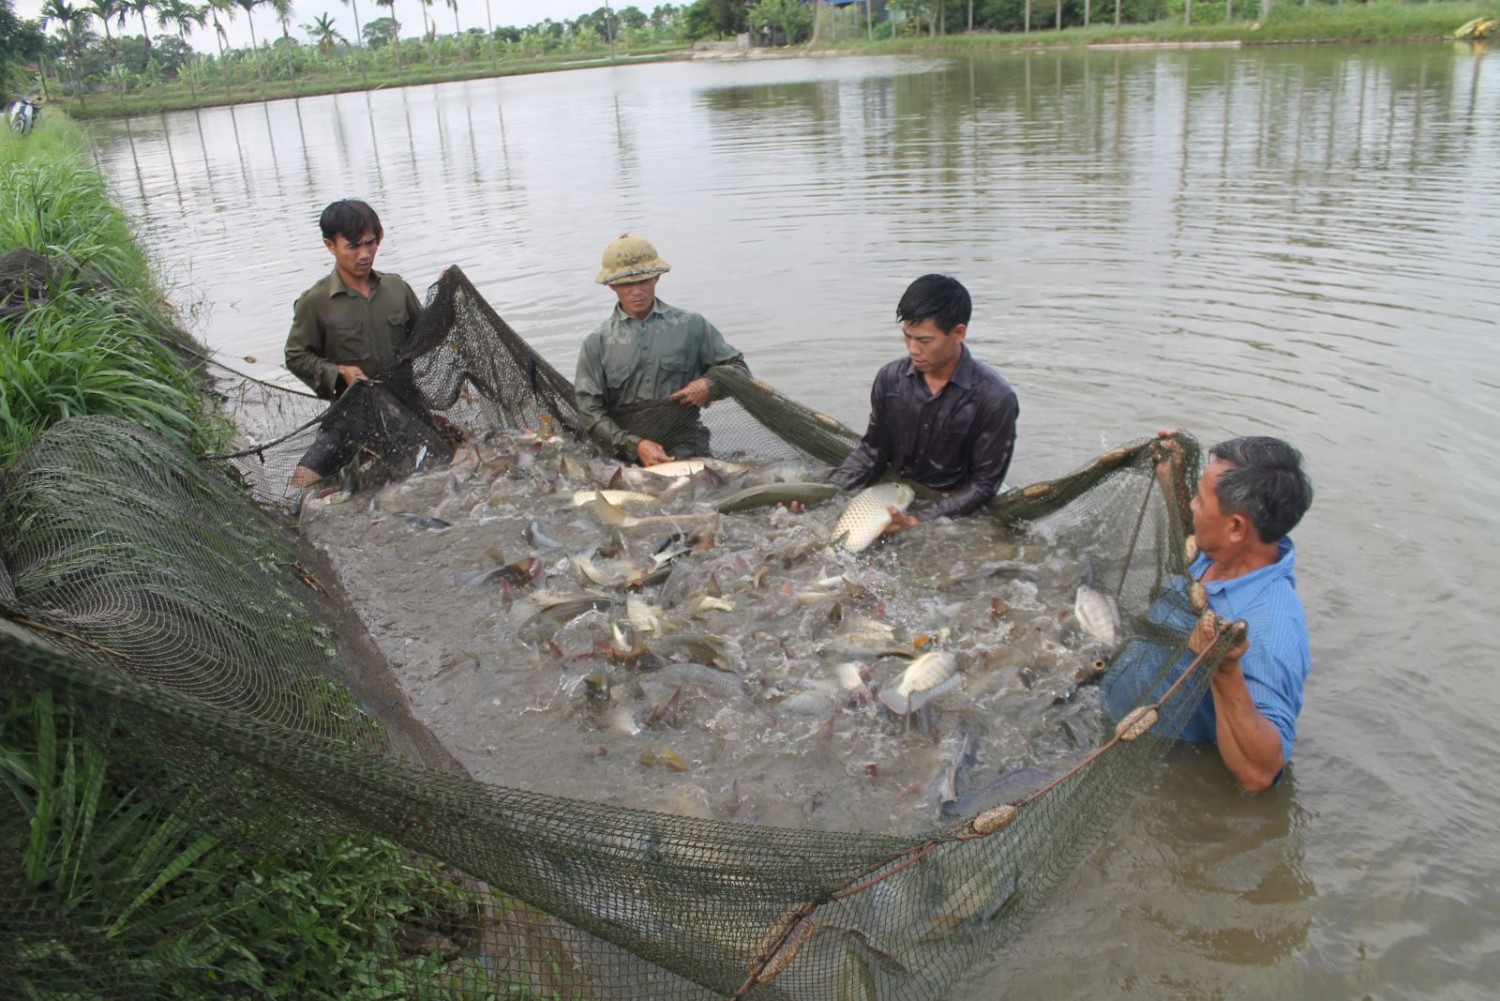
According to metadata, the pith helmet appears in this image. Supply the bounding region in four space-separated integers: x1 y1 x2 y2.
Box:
595 234 671 286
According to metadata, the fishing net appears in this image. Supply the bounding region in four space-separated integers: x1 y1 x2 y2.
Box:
0 266 1231 1000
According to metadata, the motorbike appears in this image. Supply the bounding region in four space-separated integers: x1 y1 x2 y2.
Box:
7 97 39 135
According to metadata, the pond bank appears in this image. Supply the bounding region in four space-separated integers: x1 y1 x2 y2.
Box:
54 1 1494 121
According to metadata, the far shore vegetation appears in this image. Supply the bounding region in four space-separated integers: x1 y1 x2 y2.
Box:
4 0 1496 120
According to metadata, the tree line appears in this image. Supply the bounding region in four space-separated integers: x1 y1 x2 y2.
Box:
2 0 1209 104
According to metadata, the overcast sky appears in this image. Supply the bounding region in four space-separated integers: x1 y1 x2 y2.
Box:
16 0 612 53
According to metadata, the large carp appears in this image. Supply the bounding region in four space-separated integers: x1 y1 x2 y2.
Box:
834 482 916 552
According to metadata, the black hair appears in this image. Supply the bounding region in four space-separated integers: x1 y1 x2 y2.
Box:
1209 437 1314 543
896 274 971 334
319 200 383 245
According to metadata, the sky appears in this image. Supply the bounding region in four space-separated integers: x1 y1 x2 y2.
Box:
15 0 610 53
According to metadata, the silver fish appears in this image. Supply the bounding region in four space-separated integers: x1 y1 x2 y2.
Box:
835 483 916 552
928 716 981 814
716 481 841 514
1073 584 1121 648
584 495 717 531
524 519 563 549
571 489 658 508
626 458 749 482
878 650 959 716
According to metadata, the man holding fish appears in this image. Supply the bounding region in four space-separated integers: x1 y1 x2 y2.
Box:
574 235 750 467
1106 434 1314 794
827 274 1019 537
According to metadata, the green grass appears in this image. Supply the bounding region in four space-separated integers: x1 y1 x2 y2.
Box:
1 691 495 999
0 114 222 463
56 48 686 121
822 1 1498 53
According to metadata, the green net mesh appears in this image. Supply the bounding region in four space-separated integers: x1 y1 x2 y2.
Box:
0 266 1229 999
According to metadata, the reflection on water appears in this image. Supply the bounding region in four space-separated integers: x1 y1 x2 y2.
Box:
89 45 1500 999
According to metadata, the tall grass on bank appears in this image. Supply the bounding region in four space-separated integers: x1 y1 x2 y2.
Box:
0 118 222 464
0 285 212 466
1 691 493 999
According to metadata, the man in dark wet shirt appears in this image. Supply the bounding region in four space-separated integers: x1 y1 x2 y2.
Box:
283 199 423 489
828 274 1019 535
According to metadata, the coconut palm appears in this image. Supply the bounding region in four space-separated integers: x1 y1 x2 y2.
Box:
373 0 401 72
204 0 235 87
122 0 157 64
233 0 263 85
338 0 366 80
156 0 206 96
303 11 341 54
267 0 296 85
445 0 457 36
39 0 85 90
85 0 120 59
415 0 434 59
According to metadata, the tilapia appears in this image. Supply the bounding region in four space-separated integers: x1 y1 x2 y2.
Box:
834 483 917 552
1073 584 1121 648
878 650 960 716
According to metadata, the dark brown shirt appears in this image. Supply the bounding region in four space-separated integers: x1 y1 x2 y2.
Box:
829 346 1018 521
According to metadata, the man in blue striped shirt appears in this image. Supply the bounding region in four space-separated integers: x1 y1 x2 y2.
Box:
1106 436 1313 792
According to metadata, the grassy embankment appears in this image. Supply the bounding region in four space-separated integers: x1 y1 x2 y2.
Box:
55 1 1498 121
0 117 501 999
61 44 685 121
839 0 1499 53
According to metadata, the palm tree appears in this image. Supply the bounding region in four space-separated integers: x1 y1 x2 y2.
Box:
373 0 401 73
204 0 235 88
123 0 157 64
338 0 366 81
39 0 85 90
268 0 296 86
156 0 206 96
85 0 120 59
303 11 341 54
445 0 457 36
415 0 434 60
233 0 263 86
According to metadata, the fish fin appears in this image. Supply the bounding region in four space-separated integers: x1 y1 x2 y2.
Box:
878 688 909 716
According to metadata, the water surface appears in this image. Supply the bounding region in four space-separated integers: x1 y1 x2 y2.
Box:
92 44 1500 998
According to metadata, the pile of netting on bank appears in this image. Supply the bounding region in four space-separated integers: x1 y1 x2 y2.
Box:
0 266 1235 999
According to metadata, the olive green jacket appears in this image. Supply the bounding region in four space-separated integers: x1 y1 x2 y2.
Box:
284 268 423 398
573 299 749 458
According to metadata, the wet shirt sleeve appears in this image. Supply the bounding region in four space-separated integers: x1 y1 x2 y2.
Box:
829 363 897 490
284 282 339 398
574 327 638 458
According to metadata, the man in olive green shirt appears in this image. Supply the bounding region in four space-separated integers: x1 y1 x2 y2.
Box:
574 235 749 465
284 199 423 488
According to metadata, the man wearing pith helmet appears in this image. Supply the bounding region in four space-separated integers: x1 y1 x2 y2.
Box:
574 234 749 466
